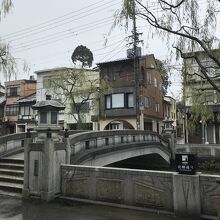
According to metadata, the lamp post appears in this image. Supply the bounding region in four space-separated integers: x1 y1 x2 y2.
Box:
182 114 187 144
200 120 205 144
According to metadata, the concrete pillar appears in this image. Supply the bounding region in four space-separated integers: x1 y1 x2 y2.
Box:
173 173 201 218
64 138 71 164
41 139 55 201
162 132 176 160
22 137 32 197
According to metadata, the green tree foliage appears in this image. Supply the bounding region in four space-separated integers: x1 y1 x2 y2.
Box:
0 0 13 20
49 68 110 129
116 0 220 130
71 45 94 68
156 59 171 94
0 0 16 79
187 103 215 132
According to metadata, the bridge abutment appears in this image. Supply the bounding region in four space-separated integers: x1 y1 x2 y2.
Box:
173 173 201 218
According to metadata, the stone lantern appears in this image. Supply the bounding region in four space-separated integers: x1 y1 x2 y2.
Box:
163 118 174 133
23 95 68 201
32 95 65 142
162 118 176 160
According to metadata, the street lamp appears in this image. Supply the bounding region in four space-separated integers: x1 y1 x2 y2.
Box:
199 120 205 144
182 114 187 144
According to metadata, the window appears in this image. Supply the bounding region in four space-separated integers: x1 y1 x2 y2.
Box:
155 103 160 112
144 97 150 108
112 94 124 108
43 77 51 88
6 86 20 97
112 66 120 80
127 93 134 108
105 93 134 109
154 78 157 87
105 95 111 109
20 105 34 116
5 105 19 116
51 112 57 124
40 112 47 124
147 72 152 84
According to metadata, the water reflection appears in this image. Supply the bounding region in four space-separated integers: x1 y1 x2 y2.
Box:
0 196 196 220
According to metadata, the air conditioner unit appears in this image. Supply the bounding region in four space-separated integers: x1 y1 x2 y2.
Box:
18 115 22 120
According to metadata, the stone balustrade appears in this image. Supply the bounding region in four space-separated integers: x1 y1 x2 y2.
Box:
69 130 170 156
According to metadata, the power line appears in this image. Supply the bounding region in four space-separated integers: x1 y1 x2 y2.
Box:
13 20 115 53
12 17 114 51
31 37 127 67
3 0 119 40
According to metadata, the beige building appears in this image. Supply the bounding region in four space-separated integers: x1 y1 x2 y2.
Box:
163 96 177 129
4 78 36 134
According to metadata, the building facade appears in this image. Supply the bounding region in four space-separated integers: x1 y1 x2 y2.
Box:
163 96 177 129
183 50 220 144
35 67 100 130
98 55 164 132
16 93 36 132
3 78 36 134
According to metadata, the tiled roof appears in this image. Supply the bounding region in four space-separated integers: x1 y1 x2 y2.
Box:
96 54 154 65
17 93 36 103
32 100 65 110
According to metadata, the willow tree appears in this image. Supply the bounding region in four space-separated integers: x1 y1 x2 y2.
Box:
117 0 220 90
156 59 171 94
0 0 17 80
116 0 220 127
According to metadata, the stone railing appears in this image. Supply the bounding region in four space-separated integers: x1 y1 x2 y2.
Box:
61 165 220 218
176 144 220 158
69 130 170 156
0 132 26 157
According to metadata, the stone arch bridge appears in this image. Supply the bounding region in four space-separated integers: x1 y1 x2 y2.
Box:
0 130 172 166
68 130 171 166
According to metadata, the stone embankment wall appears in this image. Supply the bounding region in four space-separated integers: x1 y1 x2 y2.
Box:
176 144 220 158
61 165 220 218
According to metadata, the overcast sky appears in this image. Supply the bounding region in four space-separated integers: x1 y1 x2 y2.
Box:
0 0 183 99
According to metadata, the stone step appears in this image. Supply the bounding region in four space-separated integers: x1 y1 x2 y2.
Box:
0 158 24 165
0 163 24 171
0 168 24 177
0 174 23 184
0 181 23 193
0 189 22 198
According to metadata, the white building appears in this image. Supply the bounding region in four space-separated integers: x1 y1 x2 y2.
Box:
35 67 100 130
183 50 220 144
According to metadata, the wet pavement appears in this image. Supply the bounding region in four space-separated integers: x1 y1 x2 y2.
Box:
0 195 198 220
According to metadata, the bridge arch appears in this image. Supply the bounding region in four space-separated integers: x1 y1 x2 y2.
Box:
77 144 170 166
104 120 135 130
69 130 171 167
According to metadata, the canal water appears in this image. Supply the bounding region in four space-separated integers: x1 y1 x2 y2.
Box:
0 195 197 220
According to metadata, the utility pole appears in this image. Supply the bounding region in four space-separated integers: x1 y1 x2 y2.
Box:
132 0 142 130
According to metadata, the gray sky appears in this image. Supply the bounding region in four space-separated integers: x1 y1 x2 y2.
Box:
0 0 183 99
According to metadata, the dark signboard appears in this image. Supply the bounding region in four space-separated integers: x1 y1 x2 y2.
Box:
175 154 197 175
